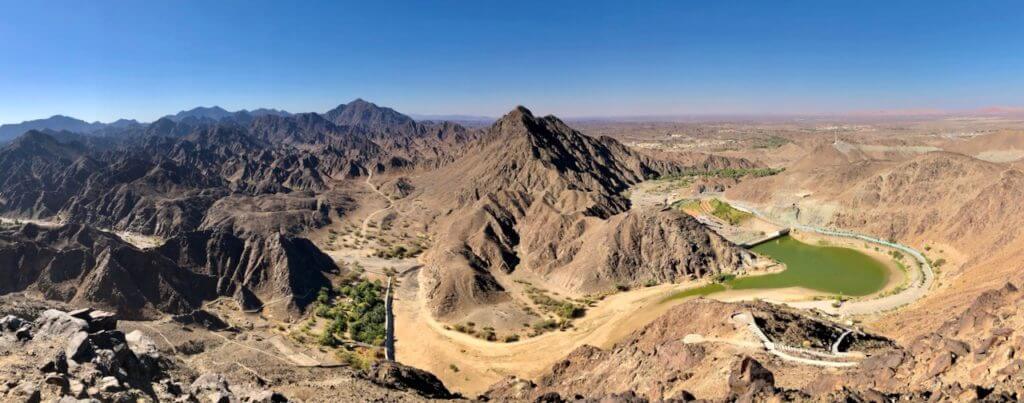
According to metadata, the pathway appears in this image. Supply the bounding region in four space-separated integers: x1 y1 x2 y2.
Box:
360 171 393 236
729 312 858 368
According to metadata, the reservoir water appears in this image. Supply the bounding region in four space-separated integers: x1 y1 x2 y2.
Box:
664 235 890 302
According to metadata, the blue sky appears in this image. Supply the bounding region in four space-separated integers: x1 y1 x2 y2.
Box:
1 1 1023 123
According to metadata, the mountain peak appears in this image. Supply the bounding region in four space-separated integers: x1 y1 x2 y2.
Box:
502 105 536 121
492 105 545 134
323 98 415 130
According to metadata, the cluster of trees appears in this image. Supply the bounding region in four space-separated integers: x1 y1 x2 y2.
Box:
315 280 387 347
659 167 785 181
709 199 752 225
372 243 423 259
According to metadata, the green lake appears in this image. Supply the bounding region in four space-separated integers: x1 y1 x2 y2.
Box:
663 235 890 302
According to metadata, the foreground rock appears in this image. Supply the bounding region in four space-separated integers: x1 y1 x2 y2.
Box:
0 308 279 402
368 360 455 399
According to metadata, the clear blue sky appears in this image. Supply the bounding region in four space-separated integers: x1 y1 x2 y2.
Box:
1 0 1023 123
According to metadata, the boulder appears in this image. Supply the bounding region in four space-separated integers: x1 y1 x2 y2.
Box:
125 330 159 357
15 325 32 341
172 309 230 331
246 390 289 402
0 315 26 332
35 310 88 339
86 311 118 332
38 350 69 374
727 357 775 397
190 373 236 402
66 331 95 362
927 352 954 378
368 360 453 399
97 376 122 392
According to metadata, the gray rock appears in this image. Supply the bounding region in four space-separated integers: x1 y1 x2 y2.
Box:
15 325 32 341
35 310 89 339
190 373 236 402
728 357 775 397
97 376 122 392
68 308 94 320
0 314 27 332
69 379 86 398
368 360 453 399
86 310 118 333
39 350 69 374
66 331 94 362
246 390 288 402
125 330 159 358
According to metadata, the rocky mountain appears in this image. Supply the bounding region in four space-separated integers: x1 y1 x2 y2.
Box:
162 106 292 124
0 223 337 320
325 98 415 132
417 106 760 324
0 115 140 143
0 107 453 237
483 295 1024 401
156 229 338 317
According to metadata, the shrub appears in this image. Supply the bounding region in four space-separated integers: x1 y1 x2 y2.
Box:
532 319 558 331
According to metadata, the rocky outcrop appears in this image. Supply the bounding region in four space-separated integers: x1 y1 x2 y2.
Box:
368 360 454 399
0 308 292 402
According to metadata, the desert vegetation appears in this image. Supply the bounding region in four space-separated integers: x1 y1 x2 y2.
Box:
310 278 387 348
708 199 752 225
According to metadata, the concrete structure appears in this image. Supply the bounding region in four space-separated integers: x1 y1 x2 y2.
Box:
384 277 396 361
739 228 790 248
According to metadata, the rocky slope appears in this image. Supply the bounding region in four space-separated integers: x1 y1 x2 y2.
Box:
0 306 452 402
0 223 336 320
417 107 760 324
483 296 1024 402
480 299 870 401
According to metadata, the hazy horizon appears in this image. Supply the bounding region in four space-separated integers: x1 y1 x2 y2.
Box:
3 1 1023 124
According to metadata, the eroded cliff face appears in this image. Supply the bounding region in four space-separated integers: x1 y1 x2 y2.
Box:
419 107 758 322
0 224 215 319
156 229 338 317
0 223 336 320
